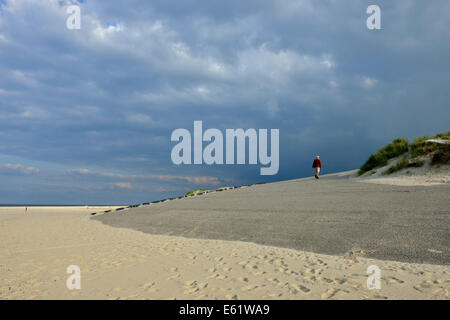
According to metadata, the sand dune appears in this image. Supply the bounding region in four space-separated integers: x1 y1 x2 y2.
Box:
1 208 448 300
355 157 450 187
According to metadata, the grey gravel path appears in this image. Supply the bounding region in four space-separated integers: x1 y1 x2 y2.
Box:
93 172 450 265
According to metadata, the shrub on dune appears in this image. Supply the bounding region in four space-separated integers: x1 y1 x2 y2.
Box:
359 131 448 176
382 156 409 175
359 137 408 174
431 144 450 165
185 189 210 196
410 136 431 157
359 153 388 175
379 138 409 159
382 156 426 175
411 132 450 157
434 131 450 140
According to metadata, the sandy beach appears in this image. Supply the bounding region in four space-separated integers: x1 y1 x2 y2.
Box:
355 162 450 187
1 0 449 305
1 205 448 300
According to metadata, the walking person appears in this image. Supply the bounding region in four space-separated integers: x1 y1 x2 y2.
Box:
312 156 322 179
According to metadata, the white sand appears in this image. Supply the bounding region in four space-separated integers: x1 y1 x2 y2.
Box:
359 176 449 186
355 159 450 187
0 207 449 300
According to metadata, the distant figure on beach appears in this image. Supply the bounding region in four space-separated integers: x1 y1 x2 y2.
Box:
25 207 27 213
312 156 322 179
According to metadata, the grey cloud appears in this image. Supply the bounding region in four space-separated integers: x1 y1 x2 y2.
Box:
0 0 449 203
0 163 40 175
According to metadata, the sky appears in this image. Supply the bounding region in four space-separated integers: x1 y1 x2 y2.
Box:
0 0 449 204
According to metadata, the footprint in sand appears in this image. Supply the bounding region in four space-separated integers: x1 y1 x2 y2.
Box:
333 278 347 285
198 282 208 289
419 281 433 289
237 277 249 283
321 288 340 299
265 292 283 298
142 282 158 292
413 285 426 293
184 280 206 292
278 267 288 273
388 277 404 284
277 281 310 295
143 281 155 288
295 284 311 293
167 274 180 280
273 258 287 267
238 260 249 268
246 264 258 270
240 285 259 292
287 287 299 295
184 280 197 287
305 267 315 274
304 275 317 281
419 279 445 291
184 287 199 295
315 258 325 265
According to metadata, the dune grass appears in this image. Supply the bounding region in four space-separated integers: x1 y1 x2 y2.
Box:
431 143 450 165
185 189 210 196
359 131 449 175
382 157 425 175
411 132 450 157
359 138 409 175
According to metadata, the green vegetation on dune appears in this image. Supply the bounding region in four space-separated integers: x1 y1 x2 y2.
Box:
359 154 388 174
431 143 450 165
382 156 408 175
435 131 450 140
379 138 410 159
359 131 449 175
411 131 450 157
185 189 210 196
359 138 409 174
382 157 425 175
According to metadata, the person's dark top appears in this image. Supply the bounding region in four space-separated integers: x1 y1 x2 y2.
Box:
312 158 322 168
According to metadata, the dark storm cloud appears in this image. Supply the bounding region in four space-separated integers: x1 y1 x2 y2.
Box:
0 0 449 203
